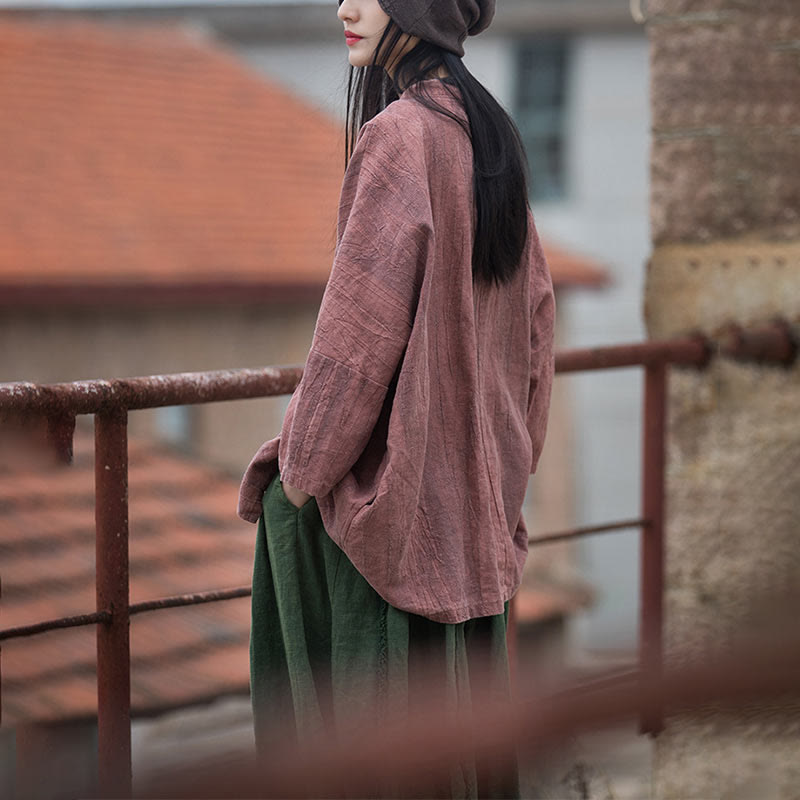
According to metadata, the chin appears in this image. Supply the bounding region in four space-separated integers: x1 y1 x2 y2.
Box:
347 42 376 69
348 54 372 68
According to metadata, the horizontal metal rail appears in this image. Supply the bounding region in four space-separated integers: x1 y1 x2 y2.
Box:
0 323 793 415
135 620 800 800
0 321 795 797
555 336 709 372
0 588 253 641
528 517 648 546
128 587 253 615
0 610 112 641
0 513 649 644
0 365 305 415
1 512 647 642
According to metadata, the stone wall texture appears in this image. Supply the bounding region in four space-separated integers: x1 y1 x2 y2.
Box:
646 1 800 798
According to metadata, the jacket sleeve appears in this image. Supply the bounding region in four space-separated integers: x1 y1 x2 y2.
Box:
526 218 556 474
278 120 432 496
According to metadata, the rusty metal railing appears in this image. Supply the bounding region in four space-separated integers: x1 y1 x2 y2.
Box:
135 611 800 798
0 320 795 798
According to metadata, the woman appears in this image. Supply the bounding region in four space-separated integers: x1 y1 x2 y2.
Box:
238 0 556 795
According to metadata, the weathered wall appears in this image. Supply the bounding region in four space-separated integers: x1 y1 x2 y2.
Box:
646 1 800 797
0 305 319 475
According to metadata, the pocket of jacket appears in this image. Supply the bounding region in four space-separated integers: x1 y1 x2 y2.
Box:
275 477 314 514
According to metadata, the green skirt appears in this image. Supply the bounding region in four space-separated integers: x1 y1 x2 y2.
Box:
250 474 520 799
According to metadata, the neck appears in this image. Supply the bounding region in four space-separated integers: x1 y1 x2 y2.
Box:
393 65 451 92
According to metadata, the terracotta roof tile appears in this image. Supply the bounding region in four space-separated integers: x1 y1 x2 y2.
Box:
2 626 96 683
36 676 100 721
0 19 607 299
4 585 97 629
1 429 254 726
0 19 343 292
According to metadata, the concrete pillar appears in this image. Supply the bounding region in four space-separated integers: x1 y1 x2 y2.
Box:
646 1 800 797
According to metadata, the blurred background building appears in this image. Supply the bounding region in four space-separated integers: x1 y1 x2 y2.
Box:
0 1 659 797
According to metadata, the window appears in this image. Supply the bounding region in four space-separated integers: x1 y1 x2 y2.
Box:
515 37 569 203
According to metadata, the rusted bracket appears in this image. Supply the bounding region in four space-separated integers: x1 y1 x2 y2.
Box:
718 320 798 367
46 411 76 465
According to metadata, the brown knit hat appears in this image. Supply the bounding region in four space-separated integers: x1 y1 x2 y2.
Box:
377 0 496 58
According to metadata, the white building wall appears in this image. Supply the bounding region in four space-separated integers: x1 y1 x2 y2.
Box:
533 33 651 654
237 34 514 119
239 42 348 117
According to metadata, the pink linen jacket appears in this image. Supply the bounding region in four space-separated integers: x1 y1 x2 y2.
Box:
239 80 556 624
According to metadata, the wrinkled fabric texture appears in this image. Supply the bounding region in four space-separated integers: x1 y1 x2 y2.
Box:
239 80 556 624
251 474 520 799
377 0 495 57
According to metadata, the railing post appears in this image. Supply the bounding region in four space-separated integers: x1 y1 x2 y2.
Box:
640 361 666 735
95 407 132 797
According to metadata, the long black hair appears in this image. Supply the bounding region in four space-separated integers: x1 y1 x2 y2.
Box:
345 19 530 287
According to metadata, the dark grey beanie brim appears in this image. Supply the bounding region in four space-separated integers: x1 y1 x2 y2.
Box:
378 0 495 57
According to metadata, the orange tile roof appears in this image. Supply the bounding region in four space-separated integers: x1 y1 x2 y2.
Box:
1 428 255 726
0 19 344 291
541 241 610 290
0 19 607 301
